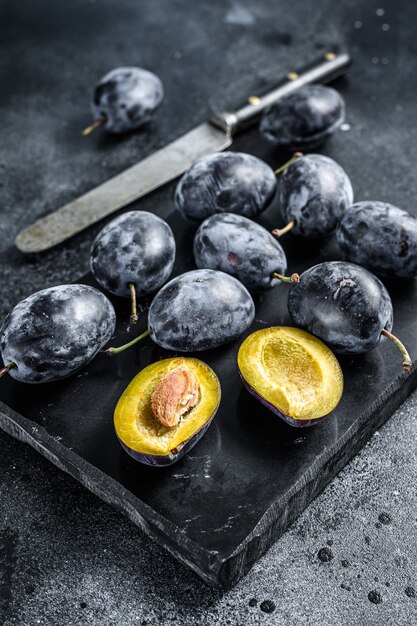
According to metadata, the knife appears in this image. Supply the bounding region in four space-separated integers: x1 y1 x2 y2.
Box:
16 51 351 253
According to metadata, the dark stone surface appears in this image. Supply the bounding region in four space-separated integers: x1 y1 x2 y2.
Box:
1 0 417 623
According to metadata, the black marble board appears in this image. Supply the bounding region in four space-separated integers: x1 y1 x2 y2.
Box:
1 118 417 590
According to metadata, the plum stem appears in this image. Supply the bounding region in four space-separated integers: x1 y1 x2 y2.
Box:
274 152 303 176
381 329 412 373
128 282 138 324
272 219 296 238
0 362 16 379
81 117 106 136
105 328 153 355
272 272 300 284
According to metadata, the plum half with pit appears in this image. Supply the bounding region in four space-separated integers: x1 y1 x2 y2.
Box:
175 152 277 221
83 66 164 135
193 213 287 292
272 154 353 239
114 357 221 466
260 84 345 151
106 269 255 354
285 261 411 372
0 285 116 383
336 201 417 278
238 327 343 427
90 211 176 323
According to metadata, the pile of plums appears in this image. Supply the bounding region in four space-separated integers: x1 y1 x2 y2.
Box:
1 82 415 458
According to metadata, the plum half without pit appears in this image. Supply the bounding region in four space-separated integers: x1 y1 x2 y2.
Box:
238 327 343 427
114 357 221 466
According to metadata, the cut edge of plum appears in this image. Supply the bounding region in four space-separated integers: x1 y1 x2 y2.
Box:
114 356 221 465
237 326 344 426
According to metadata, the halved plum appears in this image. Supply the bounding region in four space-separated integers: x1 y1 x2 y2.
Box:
114 357 221 466
238 327 343 427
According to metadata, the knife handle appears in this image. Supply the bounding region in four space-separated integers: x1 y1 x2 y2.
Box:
210 51 351 135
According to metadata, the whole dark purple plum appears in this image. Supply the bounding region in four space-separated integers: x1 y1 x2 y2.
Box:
90 211 175 298
273 154 353 239
175 152 277 221
90 211 175 322
260 84 345 150
85 67 163 135
108 270 255 355
193 213 287 292
148 270 255 351
286 261 411 371
0 285 116 383
337 201 417 278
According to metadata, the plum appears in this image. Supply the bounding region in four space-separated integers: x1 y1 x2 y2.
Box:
336 201 417 278
90 211 176 323
148 270 255 351
193 213 287 292
175 152 277 221
0 285 116 383
285 261 411 372
260 84 345 150
238 327 343 427
114 357 221 466
272 154 353 239
82 66 164 135
106 269 255 354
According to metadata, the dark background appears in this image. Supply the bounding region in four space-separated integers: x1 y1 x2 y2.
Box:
1 0 417 624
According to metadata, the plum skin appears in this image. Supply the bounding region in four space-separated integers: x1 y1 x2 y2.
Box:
148 269 255 351
193 213 287 292
118 416 214 467
90 211 176 298
337 201 417 278
0 285 116 383
175 152 277 221
279 154 354 238
260 84 345 150
92 67 164 133
288 261 393 354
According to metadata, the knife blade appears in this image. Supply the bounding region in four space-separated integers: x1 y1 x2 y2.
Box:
16 51 351 253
